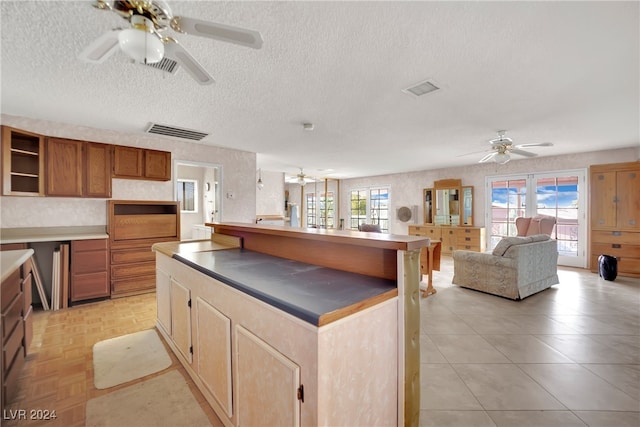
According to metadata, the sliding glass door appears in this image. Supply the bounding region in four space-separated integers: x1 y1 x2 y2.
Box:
486 170 586 267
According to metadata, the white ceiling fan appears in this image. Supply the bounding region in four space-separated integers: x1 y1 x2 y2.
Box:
478 130 553 164
286 168 313 186
79 0 263 85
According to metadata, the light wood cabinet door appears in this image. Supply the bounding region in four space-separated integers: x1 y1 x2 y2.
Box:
616 170 640 230
171 279 192 363
46 137 83 197
235 325 300 427
590 170 617 228
113 146 143 178
440 227 456 253
196 298 233 417
156 268 171 335
85 142 112 198
144 149 171 180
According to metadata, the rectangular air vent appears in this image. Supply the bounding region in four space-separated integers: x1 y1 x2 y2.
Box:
145 123 209 141
402 79 440 97
144 57 179 74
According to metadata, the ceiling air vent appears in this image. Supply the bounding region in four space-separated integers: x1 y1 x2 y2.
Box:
402 79 440 97
144 57 179 74
145 123 209 141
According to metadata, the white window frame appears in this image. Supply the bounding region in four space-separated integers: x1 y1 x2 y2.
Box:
177 179 198 213
485 169 587 268
349 186 391 233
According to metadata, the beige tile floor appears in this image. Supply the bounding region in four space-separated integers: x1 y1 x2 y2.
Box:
6 256 638 427
420 257 640 427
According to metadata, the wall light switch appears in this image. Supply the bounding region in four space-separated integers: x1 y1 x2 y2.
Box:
226 192 235 199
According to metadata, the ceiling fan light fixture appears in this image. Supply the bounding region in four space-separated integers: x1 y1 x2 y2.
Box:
118 16 164 64
297 176 306 186
494 152 511 164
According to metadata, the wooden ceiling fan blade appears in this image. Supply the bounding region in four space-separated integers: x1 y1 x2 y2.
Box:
164 39 214 85
479 152 497 163
510 148 538 157
79 30 120 63
171 16 263 49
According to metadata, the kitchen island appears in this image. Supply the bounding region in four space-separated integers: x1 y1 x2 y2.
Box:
154 223 429 427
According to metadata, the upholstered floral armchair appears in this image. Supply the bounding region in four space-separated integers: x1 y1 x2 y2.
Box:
452 234 559 300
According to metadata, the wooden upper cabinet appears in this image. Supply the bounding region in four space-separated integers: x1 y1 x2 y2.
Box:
590 162 640 231
46 137 83 197
46 138 112 198
113 146 171 181
1 126 45 196
85 142 112 198
113 146 143 178
144 149 171 181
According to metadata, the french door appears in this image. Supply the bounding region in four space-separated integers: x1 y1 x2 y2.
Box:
486 170 586 267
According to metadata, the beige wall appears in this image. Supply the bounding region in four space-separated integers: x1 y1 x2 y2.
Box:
339 147 640 235
0 114 257 228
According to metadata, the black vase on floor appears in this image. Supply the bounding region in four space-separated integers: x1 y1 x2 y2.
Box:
598 254 618 281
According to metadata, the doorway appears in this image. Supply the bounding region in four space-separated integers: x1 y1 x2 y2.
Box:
174 160 222 240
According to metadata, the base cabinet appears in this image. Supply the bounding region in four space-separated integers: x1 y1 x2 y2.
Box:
196 298 233 418
235 325 300 427
156 252 397 427
1 254 33 413
409 225 486 254
71 239 110 302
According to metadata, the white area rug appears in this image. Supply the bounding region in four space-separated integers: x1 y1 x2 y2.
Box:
93 329 172 389
86 370 212 427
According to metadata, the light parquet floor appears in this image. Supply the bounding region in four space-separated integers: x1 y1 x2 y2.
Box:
3 293 224 427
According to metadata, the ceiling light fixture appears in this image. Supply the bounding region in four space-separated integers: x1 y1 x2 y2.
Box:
257 169 264 190
297 176 306 186
118 15 164 64
494 152 511 164
303 123 314 131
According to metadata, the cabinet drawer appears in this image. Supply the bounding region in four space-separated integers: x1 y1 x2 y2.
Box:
591 230 639 245
111 248 155 264
71 271 110 301
20 256 32 279
111 275 156 296
73 238 108 251
24 306 33 356
592 243 640 259
457 243 481 251
112 215 178 241
457 234 482 245
2 292 23 339
1 269 20 311
3 347 25 405
3 320 24 372
72 250 108 274
22 272 32 311
111 261 155 279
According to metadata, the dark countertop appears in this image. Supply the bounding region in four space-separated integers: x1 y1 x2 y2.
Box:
173 248 398 327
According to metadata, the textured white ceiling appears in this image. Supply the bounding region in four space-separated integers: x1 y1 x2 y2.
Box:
1 1 638 179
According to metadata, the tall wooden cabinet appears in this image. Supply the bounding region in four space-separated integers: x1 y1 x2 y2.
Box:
108 200 180 298
589 161 640 277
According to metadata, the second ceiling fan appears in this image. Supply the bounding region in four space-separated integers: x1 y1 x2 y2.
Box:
479 131 553 164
